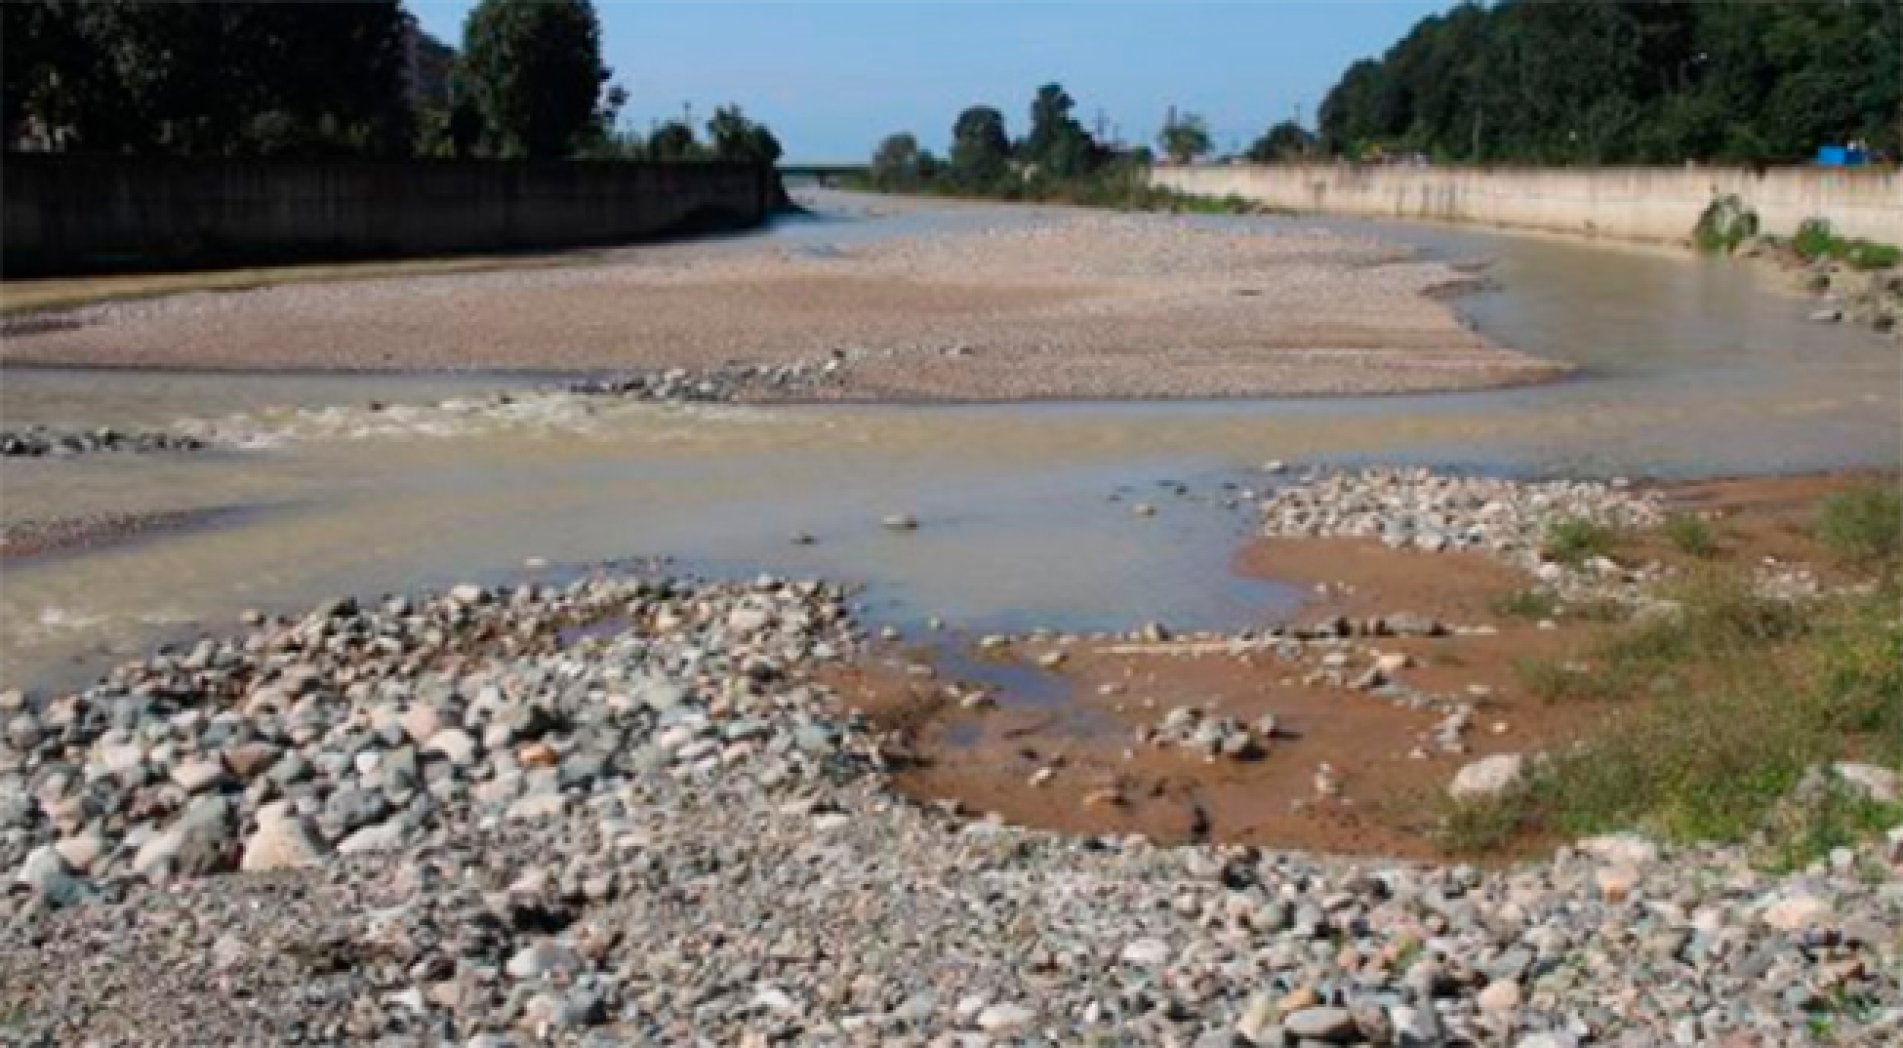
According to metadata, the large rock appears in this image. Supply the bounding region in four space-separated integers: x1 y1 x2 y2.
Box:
1450 754 1525 802
14 845 89 907
170 756 230 795
1283 1006 1358 1042
1833 762 1900 804
241 814 327 872
132 805 236 879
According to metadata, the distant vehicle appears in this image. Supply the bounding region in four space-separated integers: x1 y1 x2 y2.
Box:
1815 143 1869 167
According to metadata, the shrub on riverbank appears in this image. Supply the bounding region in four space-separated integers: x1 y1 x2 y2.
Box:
1788 218 1902 272
1692 195 1759 254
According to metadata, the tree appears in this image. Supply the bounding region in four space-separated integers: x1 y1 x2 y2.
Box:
1157 109 1212 163
1023 82 1094 179
706 104 783 164
1246 121 1316 162
1314 0 1899 164
3 1 411 156
949 105 1011 190
870 132 924 190
647 120 702 161
461 0 609 158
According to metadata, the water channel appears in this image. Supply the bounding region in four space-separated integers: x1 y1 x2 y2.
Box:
2 192 1896 693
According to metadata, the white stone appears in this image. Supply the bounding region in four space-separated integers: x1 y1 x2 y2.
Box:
1834 762 1900 804
975 1002 1035 1033
1761 893 1832 932
1120 938 1170 967
1450 754 1524 802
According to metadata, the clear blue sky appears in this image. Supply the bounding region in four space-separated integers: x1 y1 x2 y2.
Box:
409 1 1450 162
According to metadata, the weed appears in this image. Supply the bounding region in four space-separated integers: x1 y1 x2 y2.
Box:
1443 564 1900 859
1663 512 1718 559
1515 656 1612 704
1815 485 1900 572
1492 588 1560 621
1541 516 1621 566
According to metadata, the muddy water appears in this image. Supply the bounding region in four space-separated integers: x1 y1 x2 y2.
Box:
2 193 1897 692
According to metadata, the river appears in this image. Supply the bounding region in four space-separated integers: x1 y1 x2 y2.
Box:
2 191 1897 693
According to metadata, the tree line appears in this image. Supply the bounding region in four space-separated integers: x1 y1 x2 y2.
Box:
1317 0 1900 165
871 83 1246 204
2 0 781 164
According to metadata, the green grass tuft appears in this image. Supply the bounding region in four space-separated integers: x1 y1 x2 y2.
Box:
1815 485 1900 572
1663 512 1718 559
1540 516 1622 566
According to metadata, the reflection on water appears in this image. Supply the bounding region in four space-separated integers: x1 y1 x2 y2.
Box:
2 193 1897 693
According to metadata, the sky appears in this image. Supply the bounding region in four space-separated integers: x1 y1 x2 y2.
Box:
409 1 1451 163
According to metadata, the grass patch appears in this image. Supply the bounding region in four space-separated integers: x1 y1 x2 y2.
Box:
1814 484 1900 573
1514 656 1613 704
1540 516 1621 566
1663 512 1718 559
1446 568 1901 863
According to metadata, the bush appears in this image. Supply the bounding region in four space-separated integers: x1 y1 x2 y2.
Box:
1792 218 1837 262
1540 516 1621 566
1663 512 1717 558
1787 217 1901 272
1815 485 1901 571
1692 194 1758 254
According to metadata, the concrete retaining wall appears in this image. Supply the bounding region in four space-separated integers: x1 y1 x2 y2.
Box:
3 154 779 276
1152 163 1901 246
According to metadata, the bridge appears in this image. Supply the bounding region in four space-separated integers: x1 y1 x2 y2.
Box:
778 164 870 188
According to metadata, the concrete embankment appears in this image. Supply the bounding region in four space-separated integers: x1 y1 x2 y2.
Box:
1153 163 1901 246
2 154 781 276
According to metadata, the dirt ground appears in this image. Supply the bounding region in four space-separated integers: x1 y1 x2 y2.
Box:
831 471 1893 860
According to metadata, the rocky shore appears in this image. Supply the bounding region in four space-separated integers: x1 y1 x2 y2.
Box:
5 470 1901 1044
0 426 206 458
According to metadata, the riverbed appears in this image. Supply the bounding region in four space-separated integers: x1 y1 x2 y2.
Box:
1 191 1897 692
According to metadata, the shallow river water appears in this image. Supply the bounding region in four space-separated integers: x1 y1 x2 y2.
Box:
2 193 1897 693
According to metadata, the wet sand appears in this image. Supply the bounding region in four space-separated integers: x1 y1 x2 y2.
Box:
0 210 1563 399
837 471 1889 859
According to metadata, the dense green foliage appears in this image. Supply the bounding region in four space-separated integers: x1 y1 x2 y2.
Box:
1023 84 1094 179
949 106 1013 191
3 0 411 156
1319 0 1901 163
460 0 608 158
5 0 780 166
706 105 783 164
